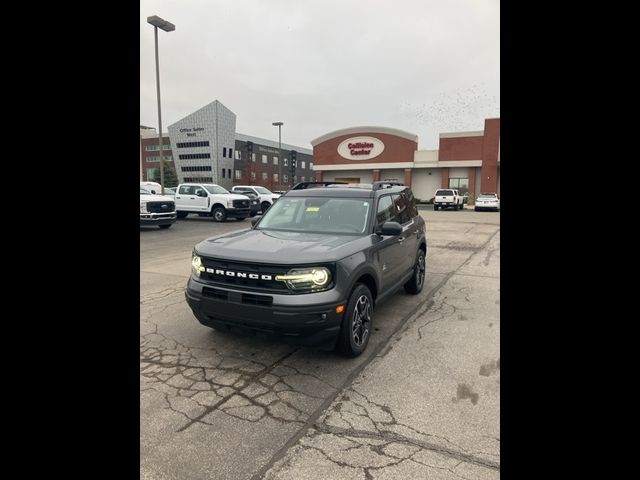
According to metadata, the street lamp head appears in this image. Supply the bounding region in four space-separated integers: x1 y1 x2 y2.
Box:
272 122 284 127
147 15 175 32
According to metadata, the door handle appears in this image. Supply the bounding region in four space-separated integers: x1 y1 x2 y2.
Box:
190 197 196 199
176 196 181 199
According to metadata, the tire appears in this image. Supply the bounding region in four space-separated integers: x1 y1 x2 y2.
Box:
261 201 271 214
176 211 188 219
158 224 172 229
336 284 373 357
434 205 439 211
212 207 227 222
236 217 247 221
404 249 426 294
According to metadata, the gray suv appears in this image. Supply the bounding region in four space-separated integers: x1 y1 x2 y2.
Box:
185 181 427 356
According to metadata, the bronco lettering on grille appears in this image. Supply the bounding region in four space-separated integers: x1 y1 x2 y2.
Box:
205 268 272 281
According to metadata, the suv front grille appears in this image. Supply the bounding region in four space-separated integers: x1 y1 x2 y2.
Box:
233 199 250 209
200 257 291 293
147 201 175 213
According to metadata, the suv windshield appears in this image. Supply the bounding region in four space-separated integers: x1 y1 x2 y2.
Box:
257 197 371 234
204 185 230 195
254 187 272 195
435 190 454 196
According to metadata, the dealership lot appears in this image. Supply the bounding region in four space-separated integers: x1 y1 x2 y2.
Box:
140 210 500 479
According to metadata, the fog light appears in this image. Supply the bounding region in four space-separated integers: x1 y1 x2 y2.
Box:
336 305 345 314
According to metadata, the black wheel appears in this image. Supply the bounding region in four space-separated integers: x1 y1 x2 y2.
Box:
176 211 188 219
212 207 227 222
261 202 271 213
434 205 438 211
404 249 426 294
336 284 373 357
158 224 172 229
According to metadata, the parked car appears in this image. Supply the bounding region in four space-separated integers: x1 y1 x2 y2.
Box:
140 181 162 194
175 183 252 222
163 187 176 196
231 185 281 213
185 181 427 357
474 193 500 211
140 187 176 229
433 189 464 211
241 191 261 217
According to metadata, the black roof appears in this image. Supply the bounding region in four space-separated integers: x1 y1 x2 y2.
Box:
285 181 409 198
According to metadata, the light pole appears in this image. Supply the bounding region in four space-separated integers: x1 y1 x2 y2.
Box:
147 15 175 195
272 122 283 190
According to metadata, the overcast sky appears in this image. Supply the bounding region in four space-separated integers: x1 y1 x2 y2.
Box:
140 0 499 150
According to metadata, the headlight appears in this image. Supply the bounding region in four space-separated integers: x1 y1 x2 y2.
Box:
227 199 234 207
275 267 332 291
191 253 205 277
140 201 148 213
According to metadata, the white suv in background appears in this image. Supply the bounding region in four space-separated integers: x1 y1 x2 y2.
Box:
231 185 281 213
474 193 500 212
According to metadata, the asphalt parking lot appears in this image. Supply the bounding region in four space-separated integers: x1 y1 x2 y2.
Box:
140 209 500 479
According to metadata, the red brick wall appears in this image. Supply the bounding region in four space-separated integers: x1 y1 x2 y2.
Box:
439 136 483 161
468 167 477 197
313 132 417 166
480 119 500 193
404 169 412 187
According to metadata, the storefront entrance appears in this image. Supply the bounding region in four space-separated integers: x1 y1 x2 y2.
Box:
335 177 361 184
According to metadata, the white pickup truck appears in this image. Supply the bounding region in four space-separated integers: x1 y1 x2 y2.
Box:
433 189 464 211
175 183 252 222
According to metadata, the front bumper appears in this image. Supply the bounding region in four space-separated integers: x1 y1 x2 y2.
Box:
140 212 177 226
226 207 251 218
185 277 346 347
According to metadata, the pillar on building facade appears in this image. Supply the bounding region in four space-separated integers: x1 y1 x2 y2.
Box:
441 168 449 189
468 167 476 198
403 169 412 188
372 169 381 182
316 171 323 182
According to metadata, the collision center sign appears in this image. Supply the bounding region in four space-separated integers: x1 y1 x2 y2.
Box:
337 136 385 160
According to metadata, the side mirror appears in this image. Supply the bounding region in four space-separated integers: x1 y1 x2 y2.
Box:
251 216 261 228
376 221 402 236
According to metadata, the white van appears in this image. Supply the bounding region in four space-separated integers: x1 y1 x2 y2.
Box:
140 181 162 194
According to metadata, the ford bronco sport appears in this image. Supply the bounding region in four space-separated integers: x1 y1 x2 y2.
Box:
185 181 427 356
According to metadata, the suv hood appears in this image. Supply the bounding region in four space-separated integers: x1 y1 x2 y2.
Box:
140 194 174 202
228 193 252 200
195 228 367 264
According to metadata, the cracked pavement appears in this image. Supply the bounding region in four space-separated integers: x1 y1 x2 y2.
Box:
140 211 500 479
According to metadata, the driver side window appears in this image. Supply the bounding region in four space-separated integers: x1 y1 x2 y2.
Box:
376 195 398 226
193 186 206 196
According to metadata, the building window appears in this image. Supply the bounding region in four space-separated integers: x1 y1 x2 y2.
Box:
145 144 171 151
228 169 232 179
301 176 306 182
273 173 279 183
262 154 268 164
229 148 233 159
262 172 268 181
178 153 211 160
284 158 288 166
235 170 242 180
183 176 214 183
146 168 159 181
310 162 313 169
235 150 241 160
273 156 278 165
181 166 212 172
283 174 288 183
222 169 226 178
176 141 210 148
146 155 173 162
251 171 256 181
301 161 306 169
448 178 469 195
252 153 256 162
223 147 227 158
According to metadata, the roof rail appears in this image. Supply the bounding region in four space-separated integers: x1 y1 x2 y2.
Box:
291 181 348 190
372 181 405 190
